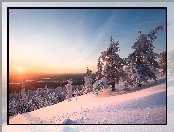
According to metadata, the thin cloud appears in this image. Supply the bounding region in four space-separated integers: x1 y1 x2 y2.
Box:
70 11 117 67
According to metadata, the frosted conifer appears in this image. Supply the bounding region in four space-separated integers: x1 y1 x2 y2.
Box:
96 58 104 80
65 79 73 101
84 67 93 94
125 26 164 89
95 36 125 91
21 78 26 100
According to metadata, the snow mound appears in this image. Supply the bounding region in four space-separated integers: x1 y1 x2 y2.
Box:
63 119 76 124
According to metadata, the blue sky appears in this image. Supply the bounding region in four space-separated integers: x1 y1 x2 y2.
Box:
9 8 166 74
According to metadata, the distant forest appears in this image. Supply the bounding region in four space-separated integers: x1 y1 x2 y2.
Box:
9 73 96 94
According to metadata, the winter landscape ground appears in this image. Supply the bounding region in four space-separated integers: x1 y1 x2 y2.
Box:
8 75 166 124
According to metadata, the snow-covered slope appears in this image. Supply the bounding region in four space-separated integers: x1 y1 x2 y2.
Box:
8 75 166 124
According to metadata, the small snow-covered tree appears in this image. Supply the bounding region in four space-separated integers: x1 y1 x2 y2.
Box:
84 67 94 94
93 80 101 95
96 58 104 80
21 78 26 100
158 50 166 75
125 26 164 89
9 98 16 116
65 79 73 100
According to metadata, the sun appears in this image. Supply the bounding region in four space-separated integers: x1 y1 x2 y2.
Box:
18 67 23 72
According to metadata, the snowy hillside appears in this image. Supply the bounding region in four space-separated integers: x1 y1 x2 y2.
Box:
8 75 166 124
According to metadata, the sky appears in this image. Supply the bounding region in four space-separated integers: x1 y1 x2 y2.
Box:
9 8 166 74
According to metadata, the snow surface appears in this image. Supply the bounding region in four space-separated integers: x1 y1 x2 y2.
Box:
8 75 166 124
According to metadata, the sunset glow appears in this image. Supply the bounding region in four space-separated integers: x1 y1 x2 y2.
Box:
19 68 23 72
9 9 166 74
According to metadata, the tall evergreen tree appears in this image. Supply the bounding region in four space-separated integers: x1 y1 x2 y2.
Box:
94 36 125 91
125 26 164 89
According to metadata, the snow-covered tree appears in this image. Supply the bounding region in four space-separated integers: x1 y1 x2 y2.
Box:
9 98 17 116
96 58 104 80
94 36 125 91
125 26 164 89
84 67 94 94
65 79 73 100
74 87 79 97
93 80 102 95
21 78 26 100
158 50 166 75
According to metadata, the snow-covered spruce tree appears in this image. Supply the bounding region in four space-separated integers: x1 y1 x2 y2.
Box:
96 58 104 80
65 79 73 101
158 50 166 75
21 78 26 99
93 58 104 94
125 26 164 89
9 98 16 116
20 78 29 112
84 67 94 94
94 36 125 91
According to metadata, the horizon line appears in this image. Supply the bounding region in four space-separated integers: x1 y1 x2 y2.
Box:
9 72 96 75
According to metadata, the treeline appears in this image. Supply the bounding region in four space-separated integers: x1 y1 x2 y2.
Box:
9 80 85 94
